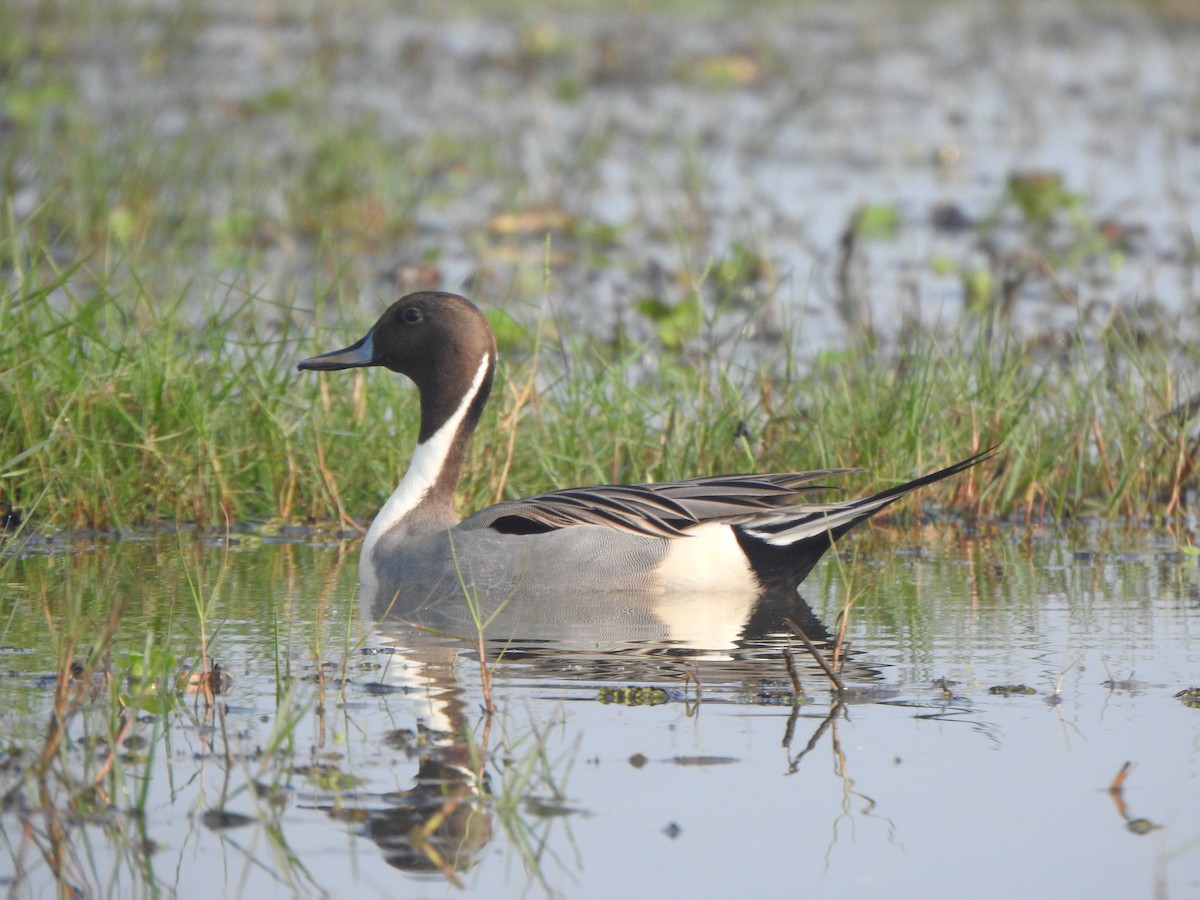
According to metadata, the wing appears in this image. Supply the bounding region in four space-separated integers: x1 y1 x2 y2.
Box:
462 469 862 539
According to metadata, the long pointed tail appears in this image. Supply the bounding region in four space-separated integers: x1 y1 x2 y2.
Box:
735 446 999 587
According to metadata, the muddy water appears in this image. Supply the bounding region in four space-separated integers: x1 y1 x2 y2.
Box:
2 530 1198 898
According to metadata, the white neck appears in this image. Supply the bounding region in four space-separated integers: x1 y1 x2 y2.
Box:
360 354 491 567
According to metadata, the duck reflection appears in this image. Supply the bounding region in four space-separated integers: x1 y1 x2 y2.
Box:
333 583 877 881
360 571 833 655
361 577 854 698
359 727 491 880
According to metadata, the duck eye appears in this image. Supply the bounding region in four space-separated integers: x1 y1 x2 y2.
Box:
402 307 422 324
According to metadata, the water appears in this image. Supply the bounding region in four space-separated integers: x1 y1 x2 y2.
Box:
15 1 1200 352
2 528 1199 898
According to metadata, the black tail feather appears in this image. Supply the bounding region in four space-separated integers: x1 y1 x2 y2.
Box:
735 446 1000 590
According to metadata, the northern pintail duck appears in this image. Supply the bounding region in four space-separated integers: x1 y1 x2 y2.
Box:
299 292 991 633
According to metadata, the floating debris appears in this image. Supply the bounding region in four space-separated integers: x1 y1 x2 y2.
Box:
669 756 739 767
1125 817 1161 835
988 684 1037 696
200 809 254 831
291 764 365 792
598 686 669 706
1175 687 1200 708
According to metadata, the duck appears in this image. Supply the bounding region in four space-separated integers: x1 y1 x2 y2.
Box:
298 291 992 638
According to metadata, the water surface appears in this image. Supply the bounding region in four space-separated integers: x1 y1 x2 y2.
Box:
2 528 1198 898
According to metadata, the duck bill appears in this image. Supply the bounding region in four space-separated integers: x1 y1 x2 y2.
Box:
297 333 376 371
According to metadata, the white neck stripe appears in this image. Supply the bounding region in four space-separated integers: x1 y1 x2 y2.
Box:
361 353 491 560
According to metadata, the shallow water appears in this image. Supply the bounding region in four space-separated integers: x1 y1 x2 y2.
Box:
12 1 1200 353
2 528 1199 898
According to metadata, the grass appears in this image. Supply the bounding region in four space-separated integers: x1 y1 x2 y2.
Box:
2 237 1197 534
2 0 1197 533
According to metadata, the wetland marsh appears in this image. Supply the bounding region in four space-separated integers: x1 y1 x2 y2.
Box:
3 0 1200 896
